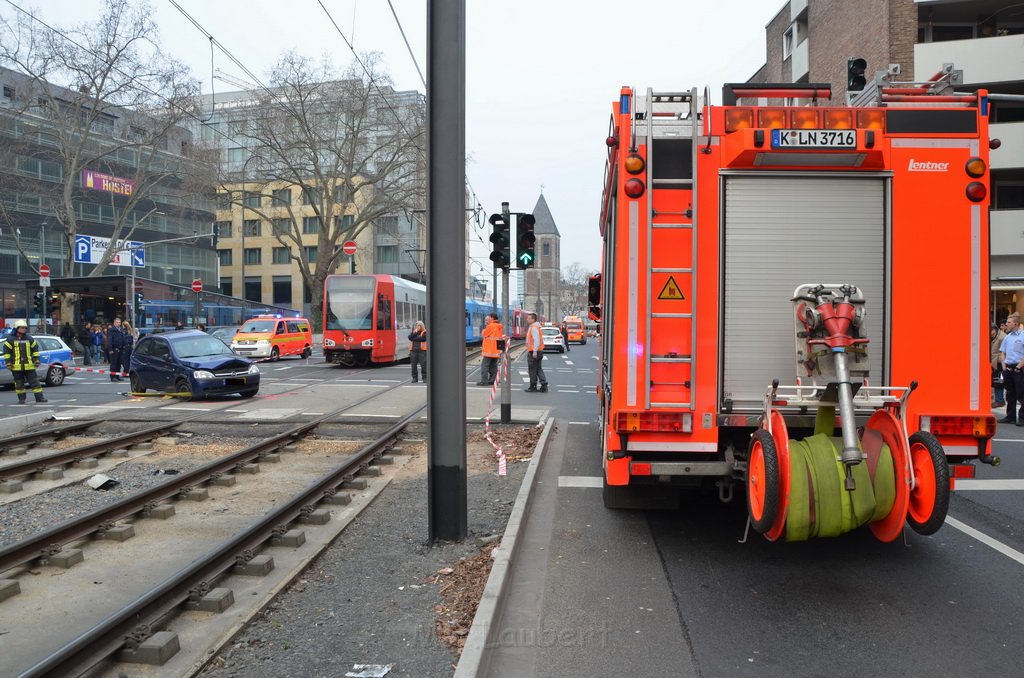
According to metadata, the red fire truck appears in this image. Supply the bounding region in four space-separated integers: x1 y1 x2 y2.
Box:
592 72 999 542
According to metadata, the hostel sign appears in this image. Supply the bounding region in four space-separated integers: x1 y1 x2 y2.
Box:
82 169 135 196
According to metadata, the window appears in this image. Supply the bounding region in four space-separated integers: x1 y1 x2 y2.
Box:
244 248 262 265
272 218 290 235
243 220 260 237
218 249 232 266
272 188 291 205
783 25 795 59
302 186 321 205
218 192 233 209
303 216 320 234
542 242 551 256
376 245 398 263
220 277 233 296
244 276 261 302
129 125 147 142
273 247 291 264
336 214 354 230
3 85 13 101
244 191 261 208
273 276 292 305
377 294 392 330
215 221 232 238
377 215 398 236
304 246 318 262
227 147 247 163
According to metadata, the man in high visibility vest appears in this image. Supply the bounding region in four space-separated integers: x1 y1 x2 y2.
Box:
477 312 504 386
524 312 548 393
2 319 47 404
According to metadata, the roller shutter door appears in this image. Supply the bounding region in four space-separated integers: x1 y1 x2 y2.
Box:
722 175 887 411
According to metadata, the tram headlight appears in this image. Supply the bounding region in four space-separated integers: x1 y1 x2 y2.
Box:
324 338 336 347
361 339 374 347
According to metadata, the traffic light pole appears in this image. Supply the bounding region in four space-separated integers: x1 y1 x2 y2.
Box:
501 265 511 424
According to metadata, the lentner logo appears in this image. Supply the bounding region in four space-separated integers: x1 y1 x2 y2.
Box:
908 159 949 172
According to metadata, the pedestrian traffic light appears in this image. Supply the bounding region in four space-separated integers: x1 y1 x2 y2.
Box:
135 292 144 307
33 291 44 317
516 213 536 269
847 57 867 92
488 213 510 268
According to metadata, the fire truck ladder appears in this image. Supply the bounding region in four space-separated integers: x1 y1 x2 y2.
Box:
643 88 699 409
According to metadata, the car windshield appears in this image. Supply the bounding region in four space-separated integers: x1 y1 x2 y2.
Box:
240 320 277 333
173 335 235 359
542 328 561 336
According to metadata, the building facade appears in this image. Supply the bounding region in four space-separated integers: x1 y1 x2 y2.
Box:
752 0 1024 320
522 194 562 318
194 84 426 317
0 67 216 325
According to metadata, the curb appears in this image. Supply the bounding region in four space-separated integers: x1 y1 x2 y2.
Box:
0 409 56 438
454 416 556 678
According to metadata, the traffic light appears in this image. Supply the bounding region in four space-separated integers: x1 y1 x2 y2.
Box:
847 57 867 92
588 274 602 321
515 213 536 269
135 292 144 307
488 213 510 268
33 291 44 317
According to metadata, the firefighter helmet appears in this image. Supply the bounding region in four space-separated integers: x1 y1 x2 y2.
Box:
13 319 28 329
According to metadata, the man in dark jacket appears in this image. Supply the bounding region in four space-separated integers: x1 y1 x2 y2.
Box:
107 317 127 382
2 320 47 403
77 322 94 365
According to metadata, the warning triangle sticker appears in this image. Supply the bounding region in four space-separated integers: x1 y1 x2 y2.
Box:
658 276 685 300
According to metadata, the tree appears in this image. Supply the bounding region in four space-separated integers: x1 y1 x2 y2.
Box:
560 262 594 317
215 51 425 330
0 0 203 277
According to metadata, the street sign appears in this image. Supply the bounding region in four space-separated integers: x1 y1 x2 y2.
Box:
134 280 144 292
39 264 50 278
39 276 51 288
191 279 203 293
342 240 358 256
74 235 144 267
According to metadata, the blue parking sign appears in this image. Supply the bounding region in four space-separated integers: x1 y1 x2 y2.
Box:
74 234 91 264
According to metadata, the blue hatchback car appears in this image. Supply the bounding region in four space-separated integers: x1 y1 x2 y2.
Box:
129 330 260 399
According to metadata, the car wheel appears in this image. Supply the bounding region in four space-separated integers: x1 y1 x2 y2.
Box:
270 346 280 362
175 378 195 401
240 389 258 399
302 346 312 359
130 372 146 394
45 365 65 386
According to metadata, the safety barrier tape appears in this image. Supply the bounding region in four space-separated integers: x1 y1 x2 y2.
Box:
482 340 510 477
70 366 130 378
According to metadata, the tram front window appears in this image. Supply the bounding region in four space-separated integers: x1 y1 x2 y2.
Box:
326 276 374 330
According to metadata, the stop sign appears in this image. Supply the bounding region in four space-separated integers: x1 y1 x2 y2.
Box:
342 240 358 256
39 264 50 278
191 279 203 293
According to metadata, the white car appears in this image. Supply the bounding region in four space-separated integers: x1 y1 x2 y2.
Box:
0 334 76 387
541 326 566 353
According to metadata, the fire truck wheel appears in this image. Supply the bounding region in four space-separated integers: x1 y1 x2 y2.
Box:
747 429 780 534
906 431 950 535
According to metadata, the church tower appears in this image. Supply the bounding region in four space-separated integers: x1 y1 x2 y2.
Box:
522 193 561 318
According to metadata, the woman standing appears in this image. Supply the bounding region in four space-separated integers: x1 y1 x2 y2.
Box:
122 321 137 368
408 321 427 383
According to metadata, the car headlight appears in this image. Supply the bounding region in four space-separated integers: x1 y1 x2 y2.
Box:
193 370 216 380
256 339 271 345
247 364 260 375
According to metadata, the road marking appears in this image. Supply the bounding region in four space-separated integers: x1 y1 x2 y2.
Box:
945 516 1024 567
557 389 580 393
564 360 574 365
340 412 399 418
274 383 309 387
558 475 603 488
954 479 1024 490
275 366 294 371
992 438 1024 443
306 412 324 415
223 408 249 413
164 406 215 411
568 421 592 425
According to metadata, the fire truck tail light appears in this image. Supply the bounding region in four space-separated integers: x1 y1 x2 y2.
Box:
951 465 976 479
757 109 786 129
725 108 753 132
856 110 885 130
965 157 986 177
920 415 995 438
624 178 645 199
616 411 693 432
965 181 987 202
790 109 819 129
824 110 854 129
624 154 646 174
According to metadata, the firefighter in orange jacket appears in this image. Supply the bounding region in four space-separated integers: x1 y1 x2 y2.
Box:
477 312 504 386
524 313 548 393
408 320 427 383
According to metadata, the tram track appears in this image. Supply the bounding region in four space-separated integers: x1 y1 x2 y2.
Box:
2 383 427 677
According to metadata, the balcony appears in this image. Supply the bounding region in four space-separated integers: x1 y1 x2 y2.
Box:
989 121 1024 171
915 34 1024 85
791 38 809 82
991 209 1024 256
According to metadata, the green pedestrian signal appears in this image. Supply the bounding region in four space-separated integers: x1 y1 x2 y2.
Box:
515 213 536 269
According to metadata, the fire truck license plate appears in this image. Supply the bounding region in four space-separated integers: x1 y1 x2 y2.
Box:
771 129 856 148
